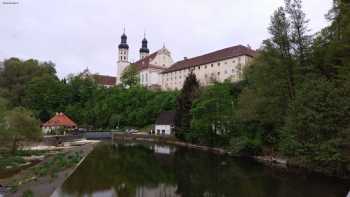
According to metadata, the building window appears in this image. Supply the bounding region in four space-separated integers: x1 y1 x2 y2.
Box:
225 70 228 74
217 72 220 75
211 64 213 67
157 129 160 134
162 130 165 135
218 62 221 66
198 66 200 70
237 64 242 71
205 74 208 78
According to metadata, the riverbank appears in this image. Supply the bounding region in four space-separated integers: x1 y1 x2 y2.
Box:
112 133 350 180
0 140 98 197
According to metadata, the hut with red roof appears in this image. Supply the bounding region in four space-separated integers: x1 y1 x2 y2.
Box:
42 112 77 134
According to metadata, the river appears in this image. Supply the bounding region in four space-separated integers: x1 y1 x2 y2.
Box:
52 142 349 197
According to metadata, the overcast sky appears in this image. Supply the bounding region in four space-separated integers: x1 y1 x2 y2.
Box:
0 0 332 78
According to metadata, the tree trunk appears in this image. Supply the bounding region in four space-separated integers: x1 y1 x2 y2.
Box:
11 138 18 155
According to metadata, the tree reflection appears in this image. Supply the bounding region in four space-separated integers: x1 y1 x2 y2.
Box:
58 143 349 197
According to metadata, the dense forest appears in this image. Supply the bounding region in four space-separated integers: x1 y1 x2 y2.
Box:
0 0 349 177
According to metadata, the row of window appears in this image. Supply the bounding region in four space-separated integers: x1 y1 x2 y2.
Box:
163 60 243 78
163 66 242 82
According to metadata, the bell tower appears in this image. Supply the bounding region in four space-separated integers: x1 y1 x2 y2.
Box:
139 33 150 60
116 29 130 84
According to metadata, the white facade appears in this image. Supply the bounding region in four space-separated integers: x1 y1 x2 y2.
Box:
138 47 174 87
154 124 173 135
42 126 59 134
140 68 163 87
149 47 173 68
161 55 254 90
116 48 130 85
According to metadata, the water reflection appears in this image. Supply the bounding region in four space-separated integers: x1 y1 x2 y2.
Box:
52 142 349 197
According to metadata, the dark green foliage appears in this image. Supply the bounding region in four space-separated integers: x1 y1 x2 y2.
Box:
0 62 178 129
22 190 34 197
23 74 68 122
191 82 234 146
0 107 42 154
175 72 200 140
236 0 350 175
0 58 57 106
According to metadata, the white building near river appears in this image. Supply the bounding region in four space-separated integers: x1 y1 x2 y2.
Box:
153 111 176 136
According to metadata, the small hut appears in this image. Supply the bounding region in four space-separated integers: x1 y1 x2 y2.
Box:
154 111 176 135
42 112 77 135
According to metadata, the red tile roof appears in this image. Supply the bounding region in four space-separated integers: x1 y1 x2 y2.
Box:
162 45 257 74
93 74 116 86
133 52 163 71
42 113 77 128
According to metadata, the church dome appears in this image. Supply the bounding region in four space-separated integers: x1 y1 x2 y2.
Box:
140 37 149 53
118 33 129 49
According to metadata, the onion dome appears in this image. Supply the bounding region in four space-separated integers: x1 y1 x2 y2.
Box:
139 37 149 53
118 33 129 49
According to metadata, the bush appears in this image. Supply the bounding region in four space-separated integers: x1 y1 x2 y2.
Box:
33 152 82 178
229 135 262 156
22 190 34 197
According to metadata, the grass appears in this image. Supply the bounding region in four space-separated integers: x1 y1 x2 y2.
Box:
33 151 82 178
0 155 25 169
0 149 48 170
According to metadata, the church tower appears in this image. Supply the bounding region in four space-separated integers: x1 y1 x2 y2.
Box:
116 30 130 84
139 34 149 60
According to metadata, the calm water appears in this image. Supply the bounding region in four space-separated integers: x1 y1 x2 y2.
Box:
52 142 349 197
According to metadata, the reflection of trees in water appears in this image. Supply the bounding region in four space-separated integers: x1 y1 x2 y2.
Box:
60 143 349 197
61 143 177 196
173 148 261 197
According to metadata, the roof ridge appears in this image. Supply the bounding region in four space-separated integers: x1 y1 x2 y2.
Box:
162 44 256 74
180 45 250 62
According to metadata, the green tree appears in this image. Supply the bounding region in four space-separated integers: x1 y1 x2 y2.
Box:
23 74 67 122
175 72 200 140
120 64 140 88
269 7 296 100
1 107 41 154
191 82 233 146
285 0 311 68
0 58 56 106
